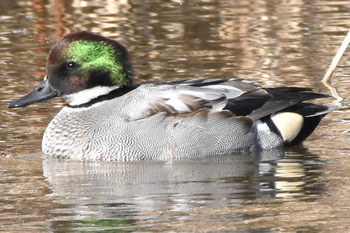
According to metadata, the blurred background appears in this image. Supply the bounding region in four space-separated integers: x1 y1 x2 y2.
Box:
0 0 349 232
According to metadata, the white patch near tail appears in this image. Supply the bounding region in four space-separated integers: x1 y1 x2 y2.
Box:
271 112 304 143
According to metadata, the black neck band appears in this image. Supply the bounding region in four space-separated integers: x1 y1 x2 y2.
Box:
67 85 134 108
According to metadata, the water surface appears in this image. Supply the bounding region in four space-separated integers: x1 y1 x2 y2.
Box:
1 0 350 232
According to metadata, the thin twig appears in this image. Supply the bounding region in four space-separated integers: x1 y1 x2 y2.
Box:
322 30 350 102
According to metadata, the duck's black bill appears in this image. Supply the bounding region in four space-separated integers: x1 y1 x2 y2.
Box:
9 79 59 108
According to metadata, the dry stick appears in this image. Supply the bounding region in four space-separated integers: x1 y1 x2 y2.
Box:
322 30 350 102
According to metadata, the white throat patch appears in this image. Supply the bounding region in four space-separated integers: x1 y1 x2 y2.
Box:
67 86 119 106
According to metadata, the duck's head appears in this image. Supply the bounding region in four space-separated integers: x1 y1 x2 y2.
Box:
9 31 133 108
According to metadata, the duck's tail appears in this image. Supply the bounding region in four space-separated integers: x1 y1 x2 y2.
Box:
241 87 337 149
255 103 336 149
268 103 336 146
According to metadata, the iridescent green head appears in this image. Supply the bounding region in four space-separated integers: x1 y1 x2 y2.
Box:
9 32 134 108
47 31 133 94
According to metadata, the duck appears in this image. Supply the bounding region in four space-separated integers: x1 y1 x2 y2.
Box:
9 31 334 161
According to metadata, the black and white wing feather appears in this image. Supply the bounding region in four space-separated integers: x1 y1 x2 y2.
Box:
126 78 331 122
127 78 261 120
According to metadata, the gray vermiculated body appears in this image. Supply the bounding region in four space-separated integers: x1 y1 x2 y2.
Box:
42 84 259 161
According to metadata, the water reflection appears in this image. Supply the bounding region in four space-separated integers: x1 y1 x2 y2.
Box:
40 148 325 231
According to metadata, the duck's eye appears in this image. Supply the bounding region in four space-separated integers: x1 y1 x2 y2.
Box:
66 62 78 70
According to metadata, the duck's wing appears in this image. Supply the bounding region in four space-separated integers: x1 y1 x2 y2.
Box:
237 87 331 120
127 78 331 121
124 78 334 149
126 78 260 120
